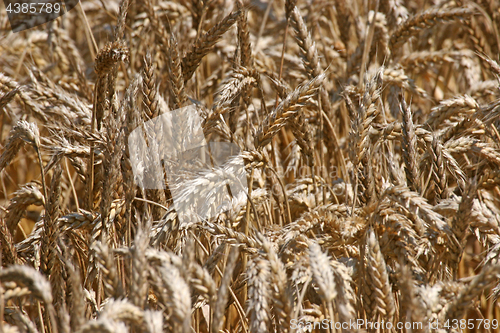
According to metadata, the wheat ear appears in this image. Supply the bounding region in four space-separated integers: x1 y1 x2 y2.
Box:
182 10 240 82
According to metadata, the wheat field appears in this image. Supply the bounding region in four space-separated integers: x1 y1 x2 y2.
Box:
0 0 500 332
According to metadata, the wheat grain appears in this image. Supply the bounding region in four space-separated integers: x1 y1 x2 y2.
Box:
182 11 240 82
400 95 421 193
390 7 474 49
247 256 271 333
1 1 500 331
255 73 324 147
363 228 396 320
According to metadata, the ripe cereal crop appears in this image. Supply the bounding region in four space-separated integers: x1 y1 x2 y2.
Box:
0 0 500 332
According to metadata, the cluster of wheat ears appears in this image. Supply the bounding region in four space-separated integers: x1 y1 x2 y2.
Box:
0 0 500 332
